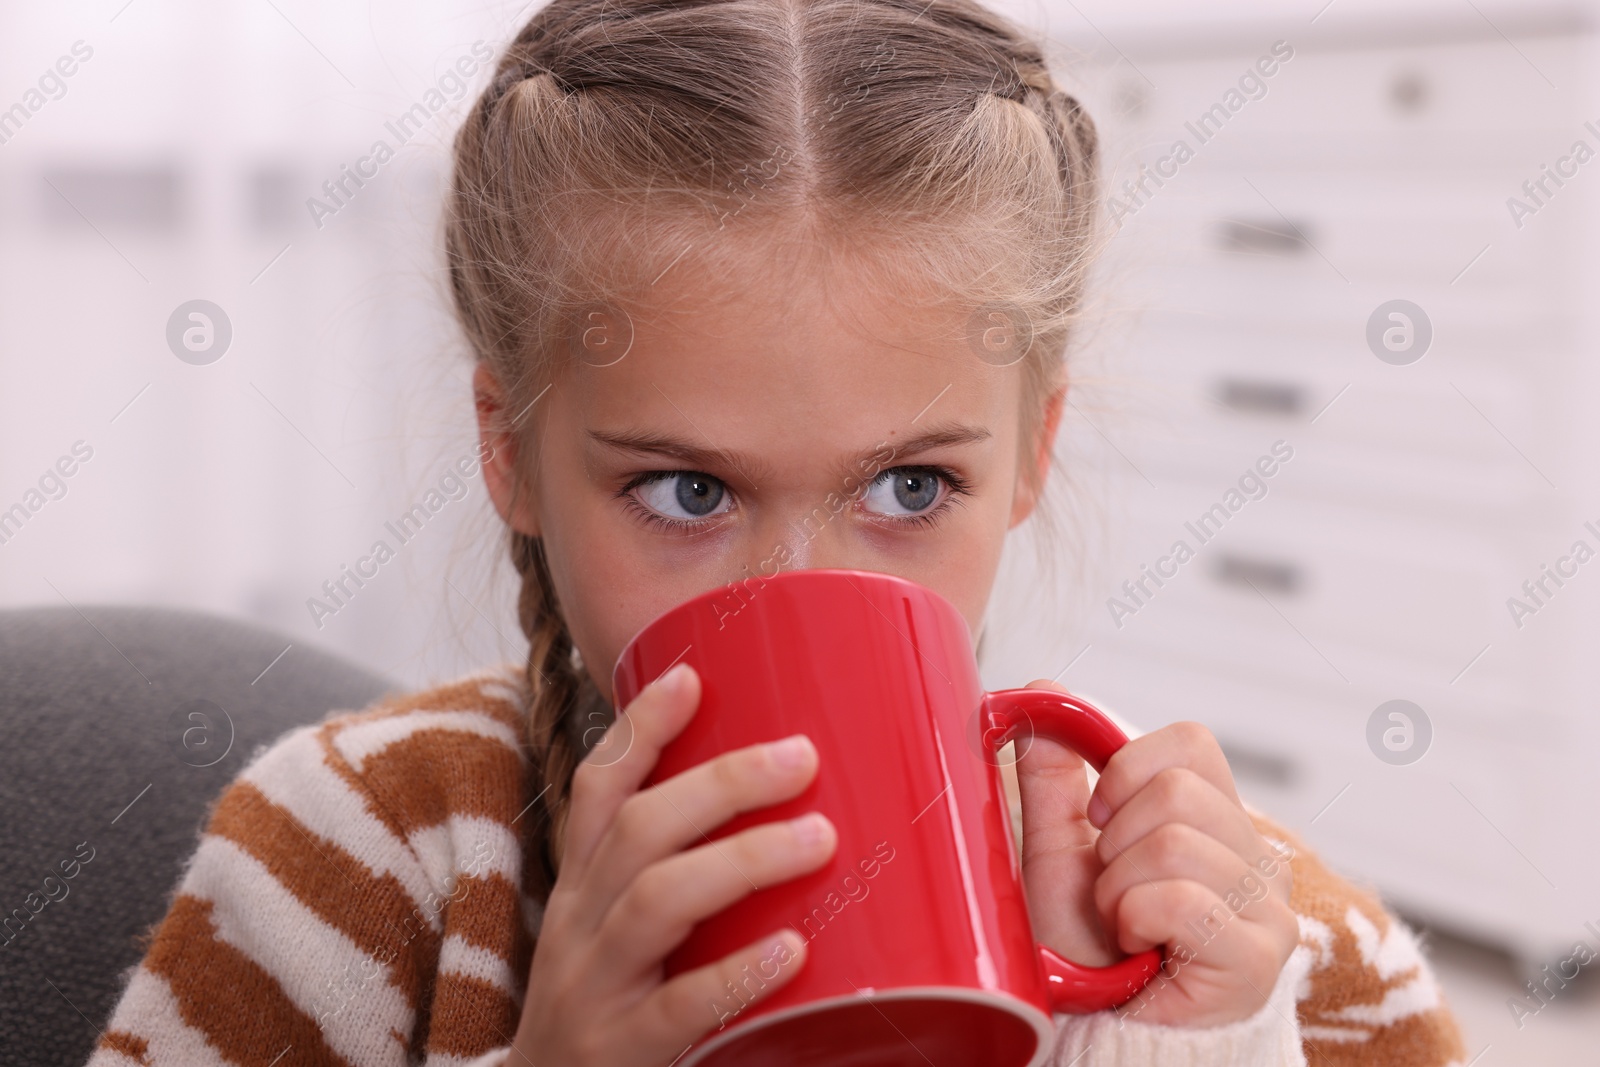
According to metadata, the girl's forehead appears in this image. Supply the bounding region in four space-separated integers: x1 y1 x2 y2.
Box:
560 277 1017 437
545 231 1029 461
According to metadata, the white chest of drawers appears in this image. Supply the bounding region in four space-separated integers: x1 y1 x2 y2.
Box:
982 10 1600 972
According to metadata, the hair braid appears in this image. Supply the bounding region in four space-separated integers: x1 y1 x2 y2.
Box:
508 527 609 898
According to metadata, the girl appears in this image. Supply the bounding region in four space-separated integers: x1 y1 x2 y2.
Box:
88 0 1469 1064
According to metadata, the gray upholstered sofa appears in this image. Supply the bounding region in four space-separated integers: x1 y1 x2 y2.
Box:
0 605 398 1066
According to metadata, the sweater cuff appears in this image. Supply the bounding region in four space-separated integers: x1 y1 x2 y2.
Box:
1046 946 1311 1067
458 1046 513 1067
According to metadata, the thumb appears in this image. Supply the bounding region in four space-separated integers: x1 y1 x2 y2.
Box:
1017 729 1094 857
1014 677 1097 857
1013 678 1116 964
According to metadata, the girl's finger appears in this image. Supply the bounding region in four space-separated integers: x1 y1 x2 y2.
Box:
1112 879 1292 1000
638 928 811 1059
592 812 837 978
560 663 703 880
1094 823 1282 936
1093 766 1278 875
578 733 821 914
1088 721 1241 828
1015 678 1098 857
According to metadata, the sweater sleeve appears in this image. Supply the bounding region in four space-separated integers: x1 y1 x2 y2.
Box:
1252 810 1469 1065
1043 808 1468 1067
84 718 450 1066
1048 941 1312 1066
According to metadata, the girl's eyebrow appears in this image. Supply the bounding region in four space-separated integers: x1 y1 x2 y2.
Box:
586 423 992 485
587 428 775 484
839 423 993 491
880 424 993 456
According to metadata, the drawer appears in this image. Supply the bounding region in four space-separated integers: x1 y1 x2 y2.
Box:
1095 490 1523 687
1073 484 1588 751
1092 30 1590 171
1105 168 1581 343
1238 33 1588 148
1099 333 1567 514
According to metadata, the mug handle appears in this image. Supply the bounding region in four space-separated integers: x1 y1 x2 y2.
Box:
981 688 1164 1015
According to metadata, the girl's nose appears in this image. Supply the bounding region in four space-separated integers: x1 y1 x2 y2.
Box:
743 512 842 574
742 490 873 574
775 515 862 574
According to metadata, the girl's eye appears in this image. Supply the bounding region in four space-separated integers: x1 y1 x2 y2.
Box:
632 471 731 521
862 467 949 517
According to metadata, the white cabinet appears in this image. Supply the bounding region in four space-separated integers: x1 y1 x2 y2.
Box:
984 15 1600 969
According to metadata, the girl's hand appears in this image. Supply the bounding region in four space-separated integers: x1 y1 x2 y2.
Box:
510 663 837 1066
1013 679 1298 1028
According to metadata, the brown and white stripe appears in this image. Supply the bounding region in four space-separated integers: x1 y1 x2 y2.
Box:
89 665 537 1067
89 663 1468 1066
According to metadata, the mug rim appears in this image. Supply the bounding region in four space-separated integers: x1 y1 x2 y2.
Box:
610 567 964 698
676 984 1057 1067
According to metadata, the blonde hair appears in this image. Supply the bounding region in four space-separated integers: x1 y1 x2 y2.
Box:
444 0 1098 897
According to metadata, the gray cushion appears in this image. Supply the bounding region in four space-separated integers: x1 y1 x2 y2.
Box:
0 605 400 1066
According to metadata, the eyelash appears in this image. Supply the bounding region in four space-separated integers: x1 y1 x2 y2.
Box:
871 466 973 529
616 471 731 535
615 466 973 534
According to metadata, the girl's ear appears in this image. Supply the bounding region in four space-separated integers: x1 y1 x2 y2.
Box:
473 364 541 538
1009 383 1066 528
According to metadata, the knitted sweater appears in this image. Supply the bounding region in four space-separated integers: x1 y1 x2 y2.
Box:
86 664 1468 1067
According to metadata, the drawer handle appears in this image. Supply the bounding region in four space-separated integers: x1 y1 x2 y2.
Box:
1212 553 1302 596
1215 377 1305 417
1215 217 1311 256
1390 71 1428 114
1215 737 1298 788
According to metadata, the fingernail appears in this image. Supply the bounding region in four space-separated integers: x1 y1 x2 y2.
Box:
768 734 813 769
789 812 830 846
768 929 803 959
1087 794 1110 828
657 662 691 694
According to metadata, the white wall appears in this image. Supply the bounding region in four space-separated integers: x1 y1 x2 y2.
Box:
0 1 538 687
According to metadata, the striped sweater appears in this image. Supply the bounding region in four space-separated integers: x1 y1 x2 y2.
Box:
87 664 1468 1066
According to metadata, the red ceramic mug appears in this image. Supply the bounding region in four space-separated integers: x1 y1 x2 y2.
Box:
612 568 1161 1067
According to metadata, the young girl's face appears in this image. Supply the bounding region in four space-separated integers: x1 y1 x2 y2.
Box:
481 241 1058 704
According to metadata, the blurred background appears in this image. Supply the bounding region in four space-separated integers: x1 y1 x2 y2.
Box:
2 0 1597 1058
